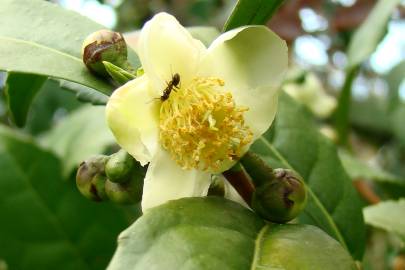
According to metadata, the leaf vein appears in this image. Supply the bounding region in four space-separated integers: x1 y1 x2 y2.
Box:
250 224 269 270
3 146 91 269
257 136 349 251
0 36 82 63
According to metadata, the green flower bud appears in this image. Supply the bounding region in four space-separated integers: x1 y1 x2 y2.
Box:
91 173 109 201
82 29 128 77
76 155 109 201
251 169 307 223
105 149 135 183
105 172 143 204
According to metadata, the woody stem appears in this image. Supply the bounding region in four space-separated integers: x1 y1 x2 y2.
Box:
222 163 255 206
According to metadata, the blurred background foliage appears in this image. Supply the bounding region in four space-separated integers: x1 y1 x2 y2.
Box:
0 0 404 269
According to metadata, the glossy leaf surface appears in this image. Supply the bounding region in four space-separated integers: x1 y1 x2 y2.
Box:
4 73 46 127
223 0 285 31
0 0 139 95
41 105 114 177
0 126 130 270
108 197 356 270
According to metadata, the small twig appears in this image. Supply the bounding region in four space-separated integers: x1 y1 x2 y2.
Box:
222 163 255 205
353 179 380 205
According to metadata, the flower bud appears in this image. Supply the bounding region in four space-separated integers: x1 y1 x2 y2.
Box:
251 169 307 223
105 171 143 204
90 173 109 201
105 149 135 183
76 155 109 201
82 29 128 77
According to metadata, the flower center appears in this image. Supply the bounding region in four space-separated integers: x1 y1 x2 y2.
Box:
159 77 253 172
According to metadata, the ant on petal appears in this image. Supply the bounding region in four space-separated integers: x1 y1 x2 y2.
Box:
160 73 180 101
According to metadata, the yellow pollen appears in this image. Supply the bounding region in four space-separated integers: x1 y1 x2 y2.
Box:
159 77 253 171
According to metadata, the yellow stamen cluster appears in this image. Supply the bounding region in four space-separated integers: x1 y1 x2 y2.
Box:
159 77 253 171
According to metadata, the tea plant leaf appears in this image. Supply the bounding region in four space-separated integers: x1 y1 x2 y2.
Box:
0 0 140 95
386 60 405 112
251 93 366 259
23 79 82 135
4 73 46 127
41 105 115 177
108 197 356 270
0 125 130 270
0 0 110 95
339 151 404 185
60 80 109 106
346 0 401 69
335 0 401 144
223 0 285 31
364 199 405 241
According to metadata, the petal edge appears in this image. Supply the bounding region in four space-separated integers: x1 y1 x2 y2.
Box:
142 148 212 211
106 76 159 165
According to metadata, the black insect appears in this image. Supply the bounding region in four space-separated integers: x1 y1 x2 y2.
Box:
161 73 180 101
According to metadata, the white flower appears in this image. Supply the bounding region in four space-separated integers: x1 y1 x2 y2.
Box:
106 12 288 211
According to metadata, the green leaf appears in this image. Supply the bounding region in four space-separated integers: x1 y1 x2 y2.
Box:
0 125 130 270
339 151 404 185
349 62 405 139
251 93 366 259
334 66 359 145
350 96 392 136
336 0 400 144
0 0 139 95
41 105 115 177
392 105 405 146
4 73 46 127
386 60 405 112
24 79 82 135
363 199 405 241
223 0 285 32
346 0 401 69
60 80 109 105
103 61 136 85
108 197 356 270
339 149 405 198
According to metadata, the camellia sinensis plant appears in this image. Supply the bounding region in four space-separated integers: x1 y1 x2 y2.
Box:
75 12 355 269
79 12 308 223
7 0 404 269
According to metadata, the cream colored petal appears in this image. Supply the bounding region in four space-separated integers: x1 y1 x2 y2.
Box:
141 148 212 211
199 25 287 89
237 86 279 140
138 12 206 95
106 76 159 165
198 26 288 138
